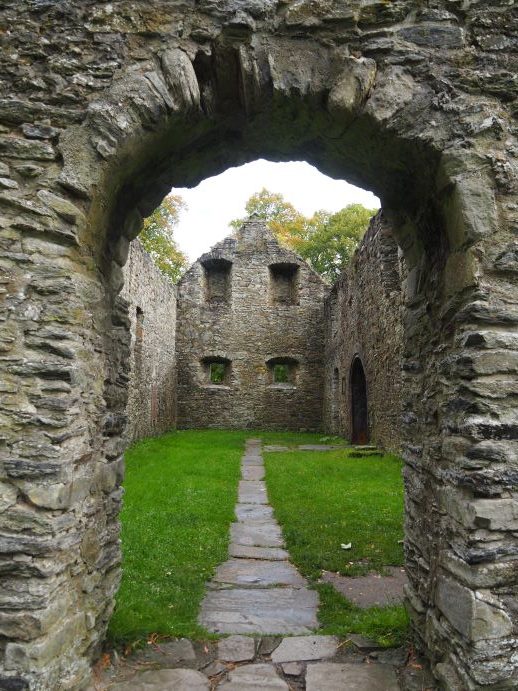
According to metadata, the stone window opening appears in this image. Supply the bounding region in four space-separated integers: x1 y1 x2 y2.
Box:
269 263 299 305
267 357 298 388
202 357 231 387
202 258 232 304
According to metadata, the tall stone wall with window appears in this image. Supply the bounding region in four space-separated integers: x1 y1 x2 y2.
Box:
120 240 177 441
324 212 404 452
176 220 327 430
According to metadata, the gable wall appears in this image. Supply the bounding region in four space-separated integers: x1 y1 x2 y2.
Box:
176 221 327 430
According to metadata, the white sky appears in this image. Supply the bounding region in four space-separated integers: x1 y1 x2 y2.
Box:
172 159 380 261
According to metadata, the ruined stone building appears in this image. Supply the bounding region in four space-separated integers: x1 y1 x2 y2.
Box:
176 220 327 430
123 215 404 446
1 1 517 688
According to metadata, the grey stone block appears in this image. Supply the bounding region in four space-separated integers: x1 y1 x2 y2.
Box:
199 587 319 634
218 663 289 690
305 663 399 690
271 636 339 662
218 635 255 662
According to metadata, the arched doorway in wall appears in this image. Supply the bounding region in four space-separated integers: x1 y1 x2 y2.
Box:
2 17 514 689
350 357 369 445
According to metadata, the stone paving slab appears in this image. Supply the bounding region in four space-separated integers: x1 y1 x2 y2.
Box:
298 444 349 451
235 504 274 522
109 668 209 690
218 634 255 662
305 662 399 691
200 587 319 634
242 465 265 480
271 635 339 662
241 460 265 468
230 522 285 547
322 567 407 608
218 663 289 690
229 543 290 560
214 558 306 587
238 480 268 504
199 440 318 637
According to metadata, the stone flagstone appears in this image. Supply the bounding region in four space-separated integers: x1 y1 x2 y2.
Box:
230 521 284 548
271 635 339 662
110 668 209 691
229 543 289 560
218 634 255 662
235 504 274 521
218 663 289 690
213 558 306 587
238 480 268 504
305 662 399 691
199 440 318 634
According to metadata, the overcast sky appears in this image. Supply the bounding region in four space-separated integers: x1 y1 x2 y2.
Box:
172 159 380 261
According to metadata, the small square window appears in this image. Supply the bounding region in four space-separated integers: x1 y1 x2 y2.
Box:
210 363 226 384
273 364 289 383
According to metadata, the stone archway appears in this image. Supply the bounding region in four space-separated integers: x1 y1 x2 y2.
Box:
0 3 516 689
350 356 369 445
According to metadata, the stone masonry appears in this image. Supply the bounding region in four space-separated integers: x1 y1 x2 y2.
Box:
176 220 327 430
0 1 516 689
323 212 405 452
120 239 177 441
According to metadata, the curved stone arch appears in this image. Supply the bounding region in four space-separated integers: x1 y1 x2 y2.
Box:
0 3 516 689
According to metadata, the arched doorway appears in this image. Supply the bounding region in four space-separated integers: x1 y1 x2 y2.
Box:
350 357 369 445
0 7 514 688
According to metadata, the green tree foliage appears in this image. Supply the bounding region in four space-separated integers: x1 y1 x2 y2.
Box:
300 204 377 282
230 188 377 282
140 194 188 283
230 188 310 249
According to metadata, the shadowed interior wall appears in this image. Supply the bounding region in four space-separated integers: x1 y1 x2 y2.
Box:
120 240 177 440
176 221 327 430
324 213 404 453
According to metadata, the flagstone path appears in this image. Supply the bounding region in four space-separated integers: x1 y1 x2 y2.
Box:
198 438 319 634
89 439 435 689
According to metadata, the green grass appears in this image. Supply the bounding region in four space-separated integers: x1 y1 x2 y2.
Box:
109 429 249 641
109 429 408 647
109 428 327 642
264 448 409 646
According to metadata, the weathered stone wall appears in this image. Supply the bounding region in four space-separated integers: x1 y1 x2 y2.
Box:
176 221 327 430
0 1 516 689
324 212 404 452
120 239 177 441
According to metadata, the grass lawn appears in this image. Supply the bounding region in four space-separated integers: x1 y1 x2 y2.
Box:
109 429 248 642
108 428 329 642
109 429 407 648
264 448 409 646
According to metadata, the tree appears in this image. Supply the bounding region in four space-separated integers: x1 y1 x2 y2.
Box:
298 204 377 282
230 188 377 282
139 194 188 283
229 188 310 251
